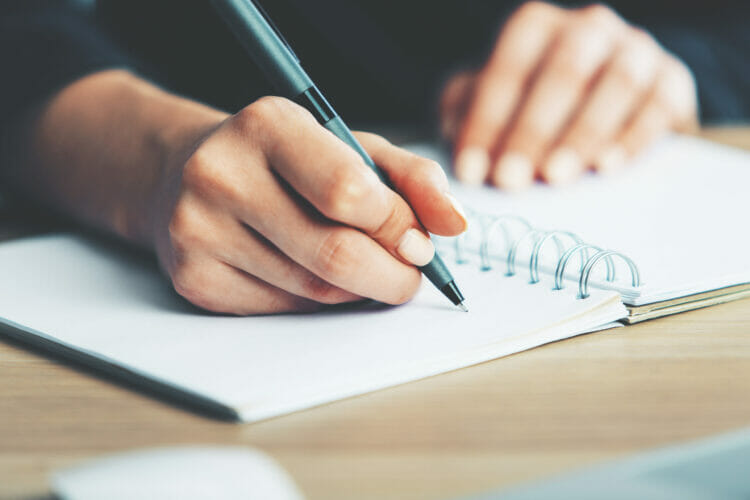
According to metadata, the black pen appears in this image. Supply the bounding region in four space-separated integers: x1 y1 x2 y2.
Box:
210 0 467 311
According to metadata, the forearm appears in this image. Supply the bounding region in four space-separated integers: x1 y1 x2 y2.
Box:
5 70 227 247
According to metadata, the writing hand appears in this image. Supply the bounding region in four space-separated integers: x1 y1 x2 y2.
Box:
155 97 467 314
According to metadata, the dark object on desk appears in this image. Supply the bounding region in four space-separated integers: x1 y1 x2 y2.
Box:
466 427 750 499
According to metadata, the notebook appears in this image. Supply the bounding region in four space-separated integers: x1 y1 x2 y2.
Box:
414 134 750 323
0 134 747 421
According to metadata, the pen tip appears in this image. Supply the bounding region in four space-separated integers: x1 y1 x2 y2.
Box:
457 302 468 312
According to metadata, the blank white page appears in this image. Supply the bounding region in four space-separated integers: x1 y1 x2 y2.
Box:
0 235 625 422
410 135 750 305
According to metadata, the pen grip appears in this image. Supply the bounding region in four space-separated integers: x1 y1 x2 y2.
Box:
325 117 454 291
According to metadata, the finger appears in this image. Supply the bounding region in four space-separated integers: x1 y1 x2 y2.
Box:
182 129 424 304
595 97 669 173
245 97 391 232
247 98 461 271
225 224 363 305
257 186 423 304
257 189 423 305
171 255 319 315
493 5 625 189
169 192 362 305
544 28 659 180
453 1 566 184
596 56 698 171
439 70 476 141
355 132 468 236
247 98 437 263
657 56 699 134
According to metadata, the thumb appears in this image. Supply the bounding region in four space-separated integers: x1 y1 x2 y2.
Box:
355 132 468 237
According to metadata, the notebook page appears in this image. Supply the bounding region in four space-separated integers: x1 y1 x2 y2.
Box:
0 234 625 422
408 135 750 305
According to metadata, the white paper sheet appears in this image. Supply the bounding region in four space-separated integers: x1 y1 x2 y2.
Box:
0 234 625 421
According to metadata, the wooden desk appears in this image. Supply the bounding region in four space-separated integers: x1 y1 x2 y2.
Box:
2 128 750 500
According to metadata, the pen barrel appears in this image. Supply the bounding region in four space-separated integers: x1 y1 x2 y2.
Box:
419 253 454 289
210 0 464 308
210 0 313 96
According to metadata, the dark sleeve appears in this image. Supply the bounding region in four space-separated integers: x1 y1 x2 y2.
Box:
0 0 137 150
635 5 750 124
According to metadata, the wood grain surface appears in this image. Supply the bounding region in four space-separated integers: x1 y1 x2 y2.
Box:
1 128 749 500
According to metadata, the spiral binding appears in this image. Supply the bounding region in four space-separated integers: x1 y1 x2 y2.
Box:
453 209 641 299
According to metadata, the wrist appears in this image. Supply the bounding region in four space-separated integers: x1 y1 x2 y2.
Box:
118 75 229 248
20 69 229 250
145 104 227 254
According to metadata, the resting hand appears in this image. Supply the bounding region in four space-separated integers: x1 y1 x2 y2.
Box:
155 97 467 314
441 1 698 189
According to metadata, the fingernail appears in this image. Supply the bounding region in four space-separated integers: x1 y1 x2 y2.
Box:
492 152 534 191
396 228 435 267
594 146 627 174
444 192 469 232
455 147 489 185
543 148 584 185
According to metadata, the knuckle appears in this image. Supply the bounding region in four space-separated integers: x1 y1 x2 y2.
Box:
242 95 311 127
405 157 449 192
656 57 697 114
182 147 217 188
578 3 621 27
211 172 249 208
415 157 446 179
554 23 609 72
182 148 253 208
171 262 215 310
608 29 660 90
314 230 357 282
171 263 195 300
182 149 239 204
628 27 657 49
666 57 695 87
236 96 309 139
168 198 205 249
241 95 291 123
612 53 652 91
369 200 405 242
322 169 373 220
512 1 555 24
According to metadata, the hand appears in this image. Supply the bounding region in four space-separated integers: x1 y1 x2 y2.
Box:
441 1 698 189
154 97 468 314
